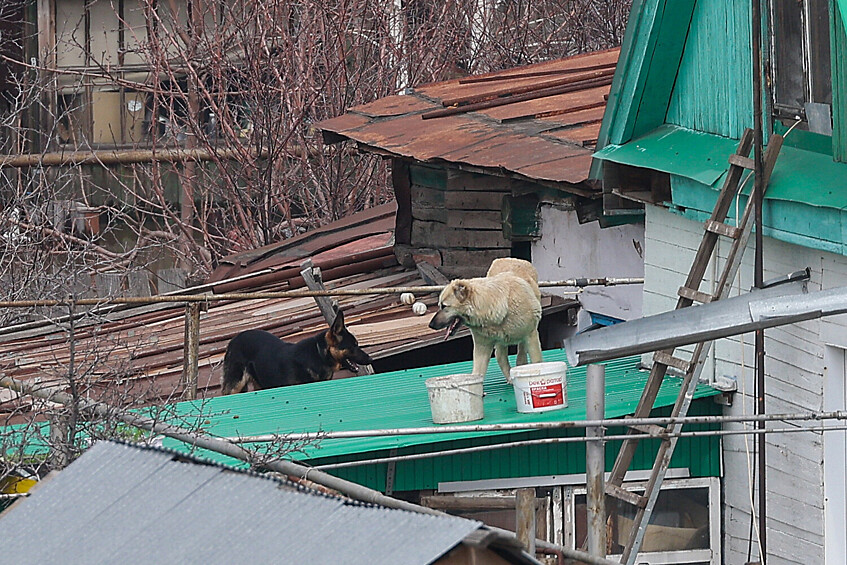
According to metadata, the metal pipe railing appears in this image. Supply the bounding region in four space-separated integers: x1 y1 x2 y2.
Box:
223 409 847 443
0 277 643 309
313 423 847 471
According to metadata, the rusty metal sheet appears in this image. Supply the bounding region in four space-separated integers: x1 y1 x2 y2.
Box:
348 95 436 117
315 112 373 138
316 48 620 189
210 202 396 280
548 122 603 147
538 106 606 128
441 132 586 169
484 86 609 122
515 153 595 184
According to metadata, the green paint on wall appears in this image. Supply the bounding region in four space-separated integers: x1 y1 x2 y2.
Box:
832 0 847 163
602 0 697 146
409 164 447 190
671 174 847 256
666 0 753 139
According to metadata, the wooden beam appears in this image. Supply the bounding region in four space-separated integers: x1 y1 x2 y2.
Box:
0 146 308 168
516 488 537 554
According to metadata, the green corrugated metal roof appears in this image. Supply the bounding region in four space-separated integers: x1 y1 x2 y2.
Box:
160 349 719 466
594 124 847 255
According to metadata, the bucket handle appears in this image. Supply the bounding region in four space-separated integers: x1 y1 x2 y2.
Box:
436 383 485 398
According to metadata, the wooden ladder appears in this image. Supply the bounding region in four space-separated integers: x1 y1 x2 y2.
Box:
610 128 784 564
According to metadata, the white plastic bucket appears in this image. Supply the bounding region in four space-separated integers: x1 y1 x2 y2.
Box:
511 361 568 413
425 374 484 424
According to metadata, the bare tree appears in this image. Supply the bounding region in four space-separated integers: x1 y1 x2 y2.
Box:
0 0 630 476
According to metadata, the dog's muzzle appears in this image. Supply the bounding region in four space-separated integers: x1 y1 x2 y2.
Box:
343 352 373 373
429 310 463 340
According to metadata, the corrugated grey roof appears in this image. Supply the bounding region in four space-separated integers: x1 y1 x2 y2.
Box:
0 442 483 565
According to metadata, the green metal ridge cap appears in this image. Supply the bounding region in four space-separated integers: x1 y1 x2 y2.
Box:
593 124 739 186
157 349 719 465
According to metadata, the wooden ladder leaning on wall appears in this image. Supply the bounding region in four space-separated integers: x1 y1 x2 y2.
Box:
607 128 784 564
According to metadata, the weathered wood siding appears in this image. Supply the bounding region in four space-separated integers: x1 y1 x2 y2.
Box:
831 1 847 163
665 0 753 139
407 165 512 277
643 205 847 564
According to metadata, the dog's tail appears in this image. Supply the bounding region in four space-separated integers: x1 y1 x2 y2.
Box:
220 346 245 396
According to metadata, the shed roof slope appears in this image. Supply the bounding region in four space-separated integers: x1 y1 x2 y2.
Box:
0 441 483 565
207 201 399 285
159 350 719 465
0 203 468 422
317 49 619 188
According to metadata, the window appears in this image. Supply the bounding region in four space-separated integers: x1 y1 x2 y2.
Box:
429 474 721 564
570 478 720 564
770 0 832 134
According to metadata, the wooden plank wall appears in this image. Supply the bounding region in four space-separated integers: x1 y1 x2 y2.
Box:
409 165 511 277
644 206 831 564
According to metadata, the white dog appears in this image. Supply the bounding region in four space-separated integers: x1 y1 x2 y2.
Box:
429 258 543 381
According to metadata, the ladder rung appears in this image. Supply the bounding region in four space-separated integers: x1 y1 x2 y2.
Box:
653 351 691 373
728 153 755 170
704 219 742 239
605 483 647 508
630 424 668 438
677 286 714 303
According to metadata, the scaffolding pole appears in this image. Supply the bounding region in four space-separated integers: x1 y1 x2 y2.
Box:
222 409 847 443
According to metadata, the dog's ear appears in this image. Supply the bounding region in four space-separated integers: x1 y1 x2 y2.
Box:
330 309 345 335
454 281 471 302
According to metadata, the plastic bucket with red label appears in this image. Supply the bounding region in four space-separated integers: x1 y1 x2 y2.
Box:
511 362 568 413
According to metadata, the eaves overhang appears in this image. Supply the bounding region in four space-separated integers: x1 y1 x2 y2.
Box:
594 124 847 255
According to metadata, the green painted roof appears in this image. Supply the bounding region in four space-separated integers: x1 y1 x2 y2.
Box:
594 124 740 186
597 124 847 208
160 349 719 467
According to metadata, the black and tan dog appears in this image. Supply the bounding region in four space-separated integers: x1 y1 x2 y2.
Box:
220 310 373 395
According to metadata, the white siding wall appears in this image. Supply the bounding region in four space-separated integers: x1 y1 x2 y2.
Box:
532 205 644 322
644 206 847 564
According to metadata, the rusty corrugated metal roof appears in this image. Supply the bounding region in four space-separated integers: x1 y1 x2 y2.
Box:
0 204 431 421
317 48 618 189
207 202 399 286
3 203 575 424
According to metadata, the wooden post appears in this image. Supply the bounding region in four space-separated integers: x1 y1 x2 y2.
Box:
182 302 200 399
36 0 56 153
48 410 71 469
516 487 536 555
300 259 339 324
